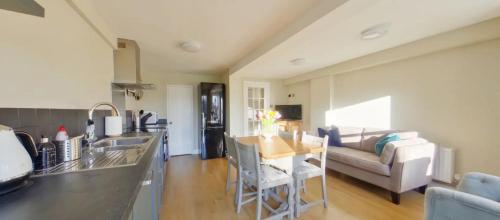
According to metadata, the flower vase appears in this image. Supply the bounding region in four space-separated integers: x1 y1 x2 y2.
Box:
256 110 282 142
261 123 276 142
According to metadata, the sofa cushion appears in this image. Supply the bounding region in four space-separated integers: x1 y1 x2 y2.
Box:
393 131 419 140
375 134 401 156
337 127 419 151
358 130 419 152
360 130 394 152
338 127 364 148
379 138 429 165
338 127 364 136
458 172 500 203
327 147 391 176
318 127 328 137
318 126 342 146
359 130 400 152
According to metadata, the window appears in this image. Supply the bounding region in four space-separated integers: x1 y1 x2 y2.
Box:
243 82 270 135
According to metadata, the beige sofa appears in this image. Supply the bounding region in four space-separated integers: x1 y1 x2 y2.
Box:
325 127 436 204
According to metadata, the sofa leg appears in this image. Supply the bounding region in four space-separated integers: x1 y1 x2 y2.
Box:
418 185 427 194
390 192 400 205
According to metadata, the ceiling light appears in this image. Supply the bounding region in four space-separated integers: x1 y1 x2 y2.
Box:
179 41 202 52
290 58 307 65
360 23 391 40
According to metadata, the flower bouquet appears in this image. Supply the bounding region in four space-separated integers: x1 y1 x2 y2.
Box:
256 110 282 140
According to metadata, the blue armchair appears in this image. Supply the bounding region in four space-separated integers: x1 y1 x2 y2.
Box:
425 172 500 220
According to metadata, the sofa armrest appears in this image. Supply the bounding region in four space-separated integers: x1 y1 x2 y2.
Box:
393 142 435 163
380 138 429 164
390 143 436 193
425 187 500 220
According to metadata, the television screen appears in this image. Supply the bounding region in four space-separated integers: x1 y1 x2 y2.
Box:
275 105 302 120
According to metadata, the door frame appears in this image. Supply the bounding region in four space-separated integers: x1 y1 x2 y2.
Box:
166 84 197 155
243 81 270 136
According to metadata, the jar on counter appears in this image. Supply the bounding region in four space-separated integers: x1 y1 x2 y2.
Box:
35 137 57 170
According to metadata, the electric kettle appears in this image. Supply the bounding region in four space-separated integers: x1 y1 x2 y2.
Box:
0 124 34 195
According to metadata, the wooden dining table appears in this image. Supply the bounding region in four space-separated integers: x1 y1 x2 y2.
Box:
237 135 325 217
237 135 324 160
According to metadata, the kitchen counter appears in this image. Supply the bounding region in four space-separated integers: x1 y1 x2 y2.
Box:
0 132 165 220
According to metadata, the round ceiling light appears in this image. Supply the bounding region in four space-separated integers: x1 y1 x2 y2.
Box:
179 41 202 52
360 23 391 40
290 58 307 65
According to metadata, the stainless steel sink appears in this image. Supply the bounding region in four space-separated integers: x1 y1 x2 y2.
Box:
91 137 151 148
101 145 141 151
33 136 154 176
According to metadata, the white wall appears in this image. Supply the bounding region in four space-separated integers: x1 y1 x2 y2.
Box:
275 77 333 134
228 74 288 136
129 71 222 118
66 0 117 49
327 96 392 130
127 71 222 153
331 39 500 176
288 38 500 177
309 76 334 134
0 0 114 109
286 80 311 132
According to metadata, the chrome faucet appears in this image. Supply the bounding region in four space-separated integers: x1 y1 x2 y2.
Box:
85 102 121 144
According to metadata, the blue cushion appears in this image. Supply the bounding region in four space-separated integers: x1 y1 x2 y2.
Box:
375 134 400 156
318 126 342 147
318 127 328 139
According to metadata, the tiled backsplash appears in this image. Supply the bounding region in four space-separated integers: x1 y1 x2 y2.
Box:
0 108 120 143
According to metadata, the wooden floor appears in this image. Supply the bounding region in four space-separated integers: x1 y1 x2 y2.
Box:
160 155 425 220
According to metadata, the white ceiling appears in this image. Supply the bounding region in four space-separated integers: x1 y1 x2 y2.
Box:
232 0 500 78
89 0 321 74
89 0 500 78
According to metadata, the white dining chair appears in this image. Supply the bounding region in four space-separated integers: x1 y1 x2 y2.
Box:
235 139 295 220
224 132 239 204
278 129 298 140
293 132 329 217
277 129 307 193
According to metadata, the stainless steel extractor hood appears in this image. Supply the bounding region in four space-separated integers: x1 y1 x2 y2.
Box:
112 82 155 90
113 38 155 100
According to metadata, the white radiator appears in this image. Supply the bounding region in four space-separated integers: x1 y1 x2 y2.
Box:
433 146 455 184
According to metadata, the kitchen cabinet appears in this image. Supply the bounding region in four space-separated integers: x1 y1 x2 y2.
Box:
129 136 166 220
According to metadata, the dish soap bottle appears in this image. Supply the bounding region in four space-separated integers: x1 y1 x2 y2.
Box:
35 136 57 170
55 125 69 141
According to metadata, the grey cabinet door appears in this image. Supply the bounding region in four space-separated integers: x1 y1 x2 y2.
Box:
132 169 154 220
131 138 166 220
154 137 166 219
154 146 162 218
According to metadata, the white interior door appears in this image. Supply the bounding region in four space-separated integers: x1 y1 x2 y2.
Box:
167 85 195 156
243 81 270 136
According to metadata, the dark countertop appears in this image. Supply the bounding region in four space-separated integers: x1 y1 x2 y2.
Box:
0 132 164 220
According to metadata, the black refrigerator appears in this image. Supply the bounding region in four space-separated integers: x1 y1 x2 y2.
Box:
200 83 225 160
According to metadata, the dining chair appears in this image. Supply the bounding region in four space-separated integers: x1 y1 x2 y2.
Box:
293 132 329 217
278 129 298 140
224 132 239 204
235 139 295 220
277 129 307 193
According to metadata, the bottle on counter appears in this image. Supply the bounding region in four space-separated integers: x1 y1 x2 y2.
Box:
55 125 69 141
35 136 57 170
